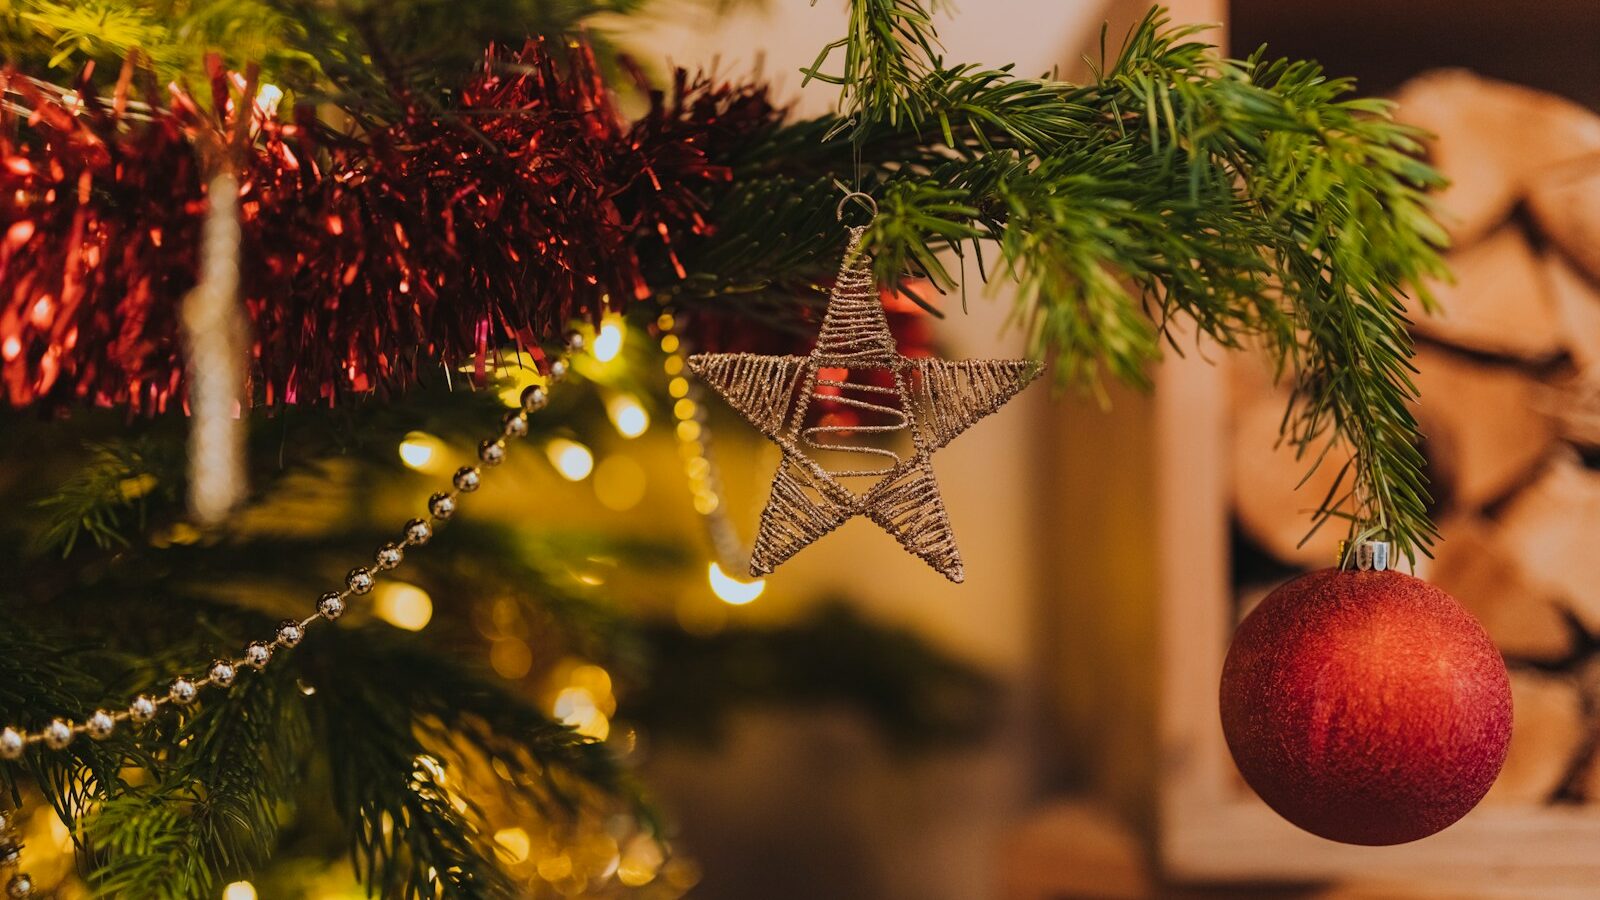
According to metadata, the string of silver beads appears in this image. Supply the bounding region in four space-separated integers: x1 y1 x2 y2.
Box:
0 334 582 762
0 808 31 897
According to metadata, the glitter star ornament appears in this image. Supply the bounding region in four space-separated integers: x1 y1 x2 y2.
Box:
689 205 1041 582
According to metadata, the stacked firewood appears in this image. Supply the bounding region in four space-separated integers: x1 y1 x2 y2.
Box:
1230 70 1600 806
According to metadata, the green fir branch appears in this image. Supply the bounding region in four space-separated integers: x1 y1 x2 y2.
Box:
712 6 1444 559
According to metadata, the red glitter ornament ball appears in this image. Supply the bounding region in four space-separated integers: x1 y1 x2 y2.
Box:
1219 568 1512 845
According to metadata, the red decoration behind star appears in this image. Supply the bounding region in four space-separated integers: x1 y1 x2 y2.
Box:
0 43 782 410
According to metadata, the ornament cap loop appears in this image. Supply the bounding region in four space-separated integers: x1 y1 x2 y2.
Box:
835 191 877 223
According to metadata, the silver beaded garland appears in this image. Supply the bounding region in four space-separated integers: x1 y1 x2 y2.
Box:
347 567 375 594
428 492 457 519
243 641 272 669
502 411 529 439
0 729 24 760
6 873 32 898
277 620 306 647
0 841 17 867
169 677 198 705
318 592 346 621
128 695 158 722
0 330 578 761
41 720 72 750
375 542 404 569
86 710 116 740
403 518 433 545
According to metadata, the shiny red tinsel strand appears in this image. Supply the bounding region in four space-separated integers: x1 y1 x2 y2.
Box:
0 41 782 410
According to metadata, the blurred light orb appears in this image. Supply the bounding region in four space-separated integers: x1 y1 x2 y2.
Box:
708 562 764 606
553 687 610 740
375 582 433 631
398 431 443 472
494 827 532 865
222 883 257 900
594 455 647 511
607 394 650 438
490 638 533 679
546 439 594 481
592 320 624 363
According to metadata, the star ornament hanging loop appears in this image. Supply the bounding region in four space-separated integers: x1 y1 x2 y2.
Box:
688 203 1041 583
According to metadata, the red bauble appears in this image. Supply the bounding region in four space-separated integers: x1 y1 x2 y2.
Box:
1220 568 1512 845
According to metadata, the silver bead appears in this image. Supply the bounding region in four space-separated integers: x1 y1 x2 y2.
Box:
428 492 457 520
563 330 584 354
128 695 158 722
209 660 237 688
520 385 548 413
375 542 404 569
0 841 18 866
277 620 306 648
0 728 23 760
169 677 198 706
243 641 272 669
403 518 433 546
548 359 568 383
85 710 116 741
318 592 346 621
41 719 72 750
347 567 375 594
6 873 33 898
0 811 9 832
502 411 529 439
453 466 481 492
478 439 506 466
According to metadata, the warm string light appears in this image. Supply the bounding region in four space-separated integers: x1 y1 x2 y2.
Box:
656 309 765 604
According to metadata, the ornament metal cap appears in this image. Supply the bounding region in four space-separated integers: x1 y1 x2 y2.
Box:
1339 539 1391 572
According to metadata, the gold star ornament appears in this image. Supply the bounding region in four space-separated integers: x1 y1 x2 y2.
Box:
688 220 1041 583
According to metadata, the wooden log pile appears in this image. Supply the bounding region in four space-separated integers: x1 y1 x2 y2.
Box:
1229 69 1600 807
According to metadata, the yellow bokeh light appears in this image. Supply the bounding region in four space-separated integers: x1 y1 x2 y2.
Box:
708 562 765 605
606 394 650 439
593 455 647 512
673 398 697 420
592 320 624 362
223 882 258 900
617 835 664 887
553 686 611 740
375 582 434 631
494 827 532 865
536 853 574 882
398 431 445 473
490 638 533 680
546 438 594 481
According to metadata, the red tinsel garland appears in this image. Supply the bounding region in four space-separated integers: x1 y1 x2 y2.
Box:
0 42 782 410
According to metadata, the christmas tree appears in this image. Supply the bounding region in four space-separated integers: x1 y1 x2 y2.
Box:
0 0 1445 896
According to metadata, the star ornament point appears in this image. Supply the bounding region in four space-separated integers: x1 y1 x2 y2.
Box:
688 229 1041 583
